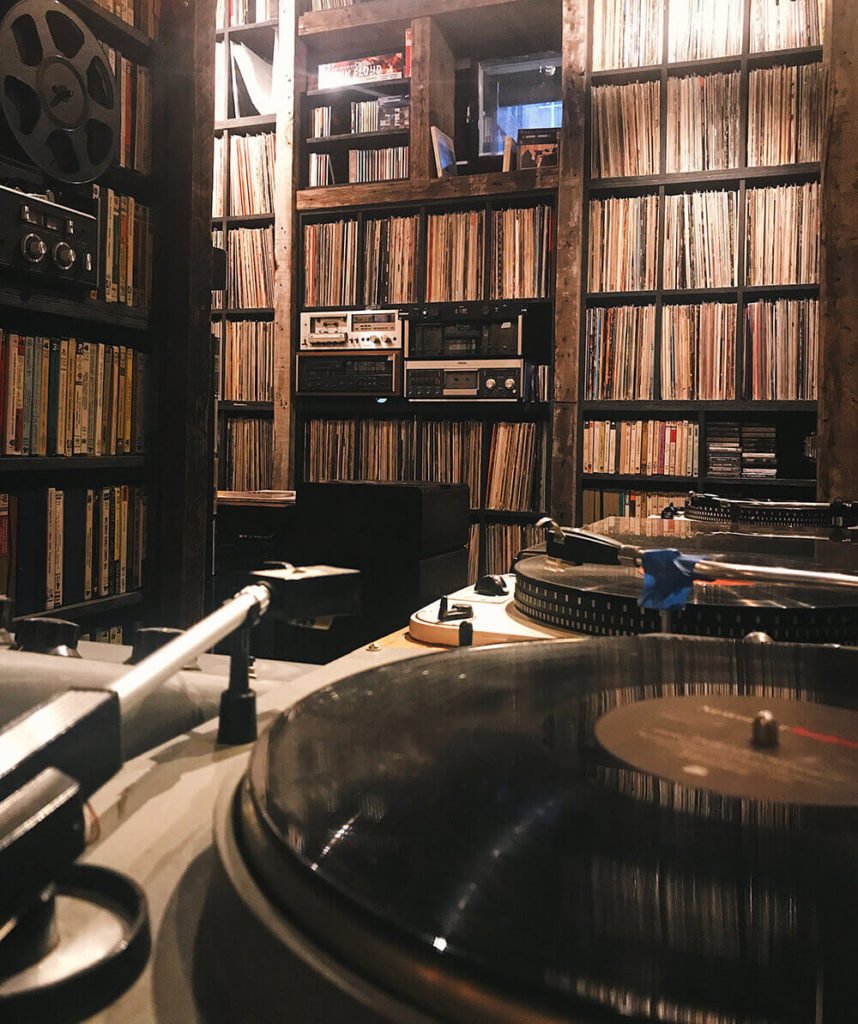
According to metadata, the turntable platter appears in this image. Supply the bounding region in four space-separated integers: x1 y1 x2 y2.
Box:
232 636 858 1024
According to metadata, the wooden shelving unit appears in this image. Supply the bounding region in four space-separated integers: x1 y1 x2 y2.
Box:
0 0 215 631
576 0 824 521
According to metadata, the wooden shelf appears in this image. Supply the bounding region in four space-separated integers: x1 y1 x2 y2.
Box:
475 508 543 520
581 400 816 414
589 163 820 194
297 167 559 210
220 401 274 414
215 114 277 133
586 284 819 305
583 474 697 485
590 45 823 85
0 456 146 473
306 78 411 102
0 287 149 332
211 307 275 318
216 212 276 225
700 477 816 489
306 129 411 147
28 590 144 623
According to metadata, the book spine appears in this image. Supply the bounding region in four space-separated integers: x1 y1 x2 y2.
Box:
47 338 61 456
120 484 129 593
100 487 111 597
54 487 63 608
21 336 34 457
123 348 133 453
86 342 97 455
45 487 55 610
64 340 76 457
37 338 50 457
84 488 94 601
126 195 136 306
57 339 69 457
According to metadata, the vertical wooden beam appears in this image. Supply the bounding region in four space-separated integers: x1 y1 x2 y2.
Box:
551 0 588 523
152 0 216 626
273 0 306 489
818 0 858 500
410 16 456 181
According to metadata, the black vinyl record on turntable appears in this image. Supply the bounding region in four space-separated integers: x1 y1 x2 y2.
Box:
196 635 858 1024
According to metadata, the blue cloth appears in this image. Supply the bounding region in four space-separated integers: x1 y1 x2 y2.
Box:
639 549 702 610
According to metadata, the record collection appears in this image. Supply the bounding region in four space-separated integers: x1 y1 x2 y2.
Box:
347 146 408 183
750 0 826 50
220 321 273 403
591 0 661 69
666 72 740 172
746 182 820 285
661 302 736 400
663 189 738 289
583 487 689 522
490 205 554 300
748 62 824 166
591 81 659 178
229 133 275 215
746 298 818 400
588 195 658 292
224 416 273 490
424 210 486 302
363 215 418 304
227 226 275 308
584 305 656 400
303 219 359 307
667 0 743 59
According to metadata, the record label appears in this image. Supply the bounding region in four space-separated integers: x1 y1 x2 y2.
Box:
595 694 858 806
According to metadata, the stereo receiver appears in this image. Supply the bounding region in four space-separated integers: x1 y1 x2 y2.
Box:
405 359 524 400
299 309 406 350
296 351 401 396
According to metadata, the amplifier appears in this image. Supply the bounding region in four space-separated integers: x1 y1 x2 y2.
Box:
296 351 400 396
299 309 406 350
407 303 523 359
0 184 98 289
405 359 524 400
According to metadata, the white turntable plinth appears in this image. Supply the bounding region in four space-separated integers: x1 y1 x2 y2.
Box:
408 575 581 647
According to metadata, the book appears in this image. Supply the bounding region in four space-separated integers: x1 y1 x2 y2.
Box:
317 52 404 90
517 127 559 169
431 126 457 178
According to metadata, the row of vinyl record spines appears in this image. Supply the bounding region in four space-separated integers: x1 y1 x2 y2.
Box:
592 0 824 70
0 333 147 458
582 420 700 477
302 418 547 513
89 0 160 37
582 489 689 524
588 183 820 293
91 188 153 309
0 486 147 617
212 225 275 309
213 133 276 218
223 417 273 490
214 320 274 402
303 205 554 308
583 298 818 401
590 62 824 178
467 523 543 582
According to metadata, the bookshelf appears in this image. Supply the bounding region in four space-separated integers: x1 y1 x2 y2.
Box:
577 0 825 520
212 14 279 494
0 0 216 630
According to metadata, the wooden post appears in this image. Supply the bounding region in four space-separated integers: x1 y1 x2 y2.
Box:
551 0 588 524
151 0 217 625
410 16 456 181
818 0 858 501
273 0 305 490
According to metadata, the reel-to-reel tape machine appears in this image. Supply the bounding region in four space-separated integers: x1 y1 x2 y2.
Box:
0 0 119 289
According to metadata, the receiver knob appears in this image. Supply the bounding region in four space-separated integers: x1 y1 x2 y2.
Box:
52 241 77 271
485 378 496 390
20 233 47 263
504 377 516 390
13 616 81 657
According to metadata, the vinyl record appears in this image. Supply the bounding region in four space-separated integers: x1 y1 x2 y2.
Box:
514 554 858 642
0 0 118 183
229 636 858 1024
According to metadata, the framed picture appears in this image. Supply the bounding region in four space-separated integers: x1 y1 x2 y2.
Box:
431 126 458 177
